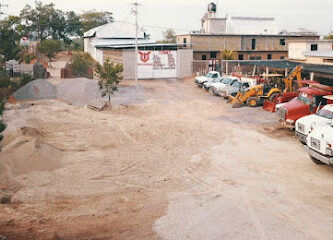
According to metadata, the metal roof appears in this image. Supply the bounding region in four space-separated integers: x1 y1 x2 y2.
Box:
84 21 146 39
227 60 333 75
303 51 333 58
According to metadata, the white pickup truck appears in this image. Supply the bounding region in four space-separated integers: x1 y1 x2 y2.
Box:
210 76 239 95
195 71 221 87
305 121 333 165
295 104 333 143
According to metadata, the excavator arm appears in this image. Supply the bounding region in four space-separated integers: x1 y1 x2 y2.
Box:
283 66 302 93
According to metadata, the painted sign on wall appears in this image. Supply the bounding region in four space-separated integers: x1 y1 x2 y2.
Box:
138 50 177 79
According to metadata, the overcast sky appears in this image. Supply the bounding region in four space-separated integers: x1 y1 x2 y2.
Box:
3 0 333 39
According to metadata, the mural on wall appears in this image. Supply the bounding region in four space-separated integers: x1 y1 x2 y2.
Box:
138 51 177 78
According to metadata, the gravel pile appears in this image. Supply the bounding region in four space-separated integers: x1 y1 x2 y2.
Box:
13 79 57 100
57 78 103 106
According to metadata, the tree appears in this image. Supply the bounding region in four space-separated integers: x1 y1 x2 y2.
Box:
324 34 333 40
158 28 176 43
20 1 83 42
80 10 113 33
0 16 22 60
38 39 62 65
70 52 95 78
221 49 234 60
95 60 123 106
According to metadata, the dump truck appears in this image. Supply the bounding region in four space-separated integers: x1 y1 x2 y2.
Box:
277 84 333 128
305 121 333 165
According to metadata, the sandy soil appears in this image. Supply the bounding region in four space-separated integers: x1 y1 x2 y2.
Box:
1 77 333 240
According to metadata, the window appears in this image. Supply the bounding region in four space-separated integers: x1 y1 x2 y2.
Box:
212 73 218 78
238 54 244 60
311 44 318 51
202 55 207 60
183 38 187 47
250 56 261 60
280 56 285 59
210 52 217 59
242 83 250 88
280 39 286 46
267 54 272 60
251 38 256 50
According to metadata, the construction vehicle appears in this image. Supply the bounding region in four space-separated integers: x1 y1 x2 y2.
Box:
262 66 306 112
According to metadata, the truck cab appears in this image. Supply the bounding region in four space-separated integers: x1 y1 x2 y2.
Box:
210 76 239 95
295 104 333 143
195 71 221 87
219 81 251 98
305 120 333 165
278 85 333 128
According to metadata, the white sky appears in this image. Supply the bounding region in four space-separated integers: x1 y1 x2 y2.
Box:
3 0 333 40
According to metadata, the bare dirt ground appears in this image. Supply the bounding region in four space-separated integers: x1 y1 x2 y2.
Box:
1 76 333 240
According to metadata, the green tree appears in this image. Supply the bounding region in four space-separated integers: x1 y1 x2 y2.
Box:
80 10 113 33
20 1 83 42
0 16 22 60
38 39 62 65
70 51 95 78
324 34 333 40
95 60 123 106
221 49 234 60
158 28 176 43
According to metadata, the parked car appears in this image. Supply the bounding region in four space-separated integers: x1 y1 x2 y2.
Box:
203 77 224 91
194 71 221 87
219 80 251 98
295 103 333 143
277 84 333 128
210 76 239 95
305 122 333 165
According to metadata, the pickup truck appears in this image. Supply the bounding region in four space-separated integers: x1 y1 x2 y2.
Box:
295 104 333 143
219 80 251 98
277 84 333 128
210 76 239 95
195 71 221 87
203 77 224 90
305 121 333 165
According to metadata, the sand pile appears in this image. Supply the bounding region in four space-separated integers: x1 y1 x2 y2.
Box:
57 78 103 105
13 79 57 100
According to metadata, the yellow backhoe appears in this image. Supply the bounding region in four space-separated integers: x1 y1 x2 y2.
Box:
229 66 303 108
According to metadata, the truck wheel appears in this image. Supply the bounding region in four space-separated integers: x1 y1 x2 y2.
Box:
269 92 280 102
246 97 259 107
310 156 324 165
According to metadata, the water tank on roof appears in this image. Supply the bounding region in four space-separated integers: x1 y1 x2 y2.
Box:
208 2 217 12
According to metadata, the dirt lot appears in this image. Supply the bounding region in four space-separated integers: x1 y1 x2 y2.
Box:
1 77 333 240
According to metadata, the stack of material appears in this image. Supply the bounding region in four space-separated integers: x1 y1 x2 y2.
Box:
13 79 57 100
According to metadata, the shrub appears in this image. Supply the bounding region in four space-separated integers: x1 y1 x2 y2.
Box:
70 52 95 78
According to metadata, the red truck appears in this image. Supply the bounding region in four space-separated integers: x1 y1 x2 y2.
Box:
277 84 333 127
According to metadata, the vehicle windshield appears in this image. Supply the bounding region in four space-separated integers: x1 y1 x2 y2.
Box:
205 72 213 77
297 93 313 105
212 78 221 83
222 78 233 84
231 81 241 88
317 109 333 119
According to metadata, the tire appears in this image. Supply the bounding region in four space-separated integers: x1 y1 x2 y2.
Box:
269 92 281 102
310 156 325 165
246 97 259 107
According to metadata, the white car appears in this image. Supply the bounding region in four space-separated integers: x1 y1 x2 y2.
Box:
210 76 239 96
194 71 220 87
305 121 333 165
203 77 224 91
295 104 333 143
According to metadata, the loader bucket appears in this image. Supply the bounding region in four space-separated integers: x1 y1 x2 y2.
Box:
262 100 276 112
232 102 243 108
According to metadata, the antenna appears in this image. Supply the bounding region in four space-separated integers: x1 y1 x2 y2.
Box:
0 3 8 16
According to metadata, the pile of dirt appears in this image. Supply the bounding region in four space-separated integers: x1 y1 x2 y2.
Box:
57 78 103 106
13 79 57 100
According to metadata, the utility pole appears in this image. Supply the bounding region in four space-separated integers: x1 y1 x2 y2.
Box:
132 2 140 86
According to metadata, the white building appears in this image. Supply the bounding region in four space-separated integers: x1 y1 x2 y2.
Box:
288 40 333 64
84 22 154 64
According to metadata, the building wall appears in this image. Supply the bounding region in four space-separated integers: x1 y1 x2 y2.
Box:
177 49 194 78
122 50 135 80
102 49 123 64
227 18 278 35
288 41 333 60
84 38 97 60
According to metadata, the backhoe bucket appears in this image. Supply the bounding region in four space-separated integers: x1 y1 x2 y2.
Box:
262 100 276 112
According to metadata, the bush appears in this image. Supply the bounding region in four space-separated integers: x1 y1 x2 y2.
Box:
0 70 10 88
70 52 95 78
20 74 34 86
22 53 35 64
